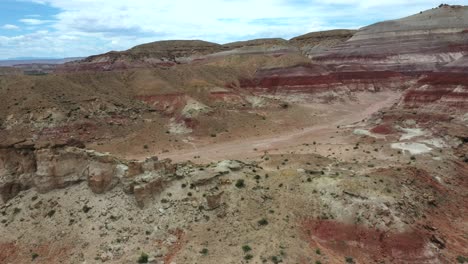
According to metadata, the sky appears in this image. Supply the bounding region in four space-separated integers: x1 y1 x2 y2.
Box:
0 0 467 59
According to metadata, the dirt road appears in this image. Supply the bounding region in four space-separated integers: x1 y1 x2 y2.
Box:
154 92 401 163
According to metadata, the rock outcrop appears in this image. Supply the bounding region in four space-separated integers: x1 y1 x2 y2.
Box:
314 5 468 72
238 5 468 106
289 29 356 57
56 40 223 72
0 142 178 207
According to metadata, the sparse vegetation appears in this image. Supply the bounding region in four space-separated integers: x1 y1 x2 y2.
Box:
137 252 149 263
457 256 467 263
235 179 245 188
1 9 466 264
242 245 252 252
258 218 269 226
271 255 282 263
200 248 209 255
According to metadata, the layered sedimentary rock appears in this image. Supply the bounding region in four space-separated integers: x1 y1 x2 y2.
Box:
239 5 468 108
314 5 468 72
57 40 223 72
20 5 468 138
56 30 356 73
402 72 468 111
0 141 178 207
289 29 356 57
239 64 415 95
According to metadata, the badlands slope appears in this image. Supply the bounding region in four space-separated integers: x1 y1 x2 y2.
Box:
1 5 467 264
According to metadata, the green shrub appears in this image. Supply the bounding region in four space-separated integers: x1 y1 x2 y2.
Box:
138 252 149 263
271 256 281 263
200 248 209 255
242 245 252 252
457 256 467 263
258 218 269 226
235 179 245 188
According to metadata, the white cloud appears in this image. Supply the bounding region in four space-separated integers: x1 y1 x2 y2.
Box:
2 0 467 59
19 18 53 25
2 24 20 30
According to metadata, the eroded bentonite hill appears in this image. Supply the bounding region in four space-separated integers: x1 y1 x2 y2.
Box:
1 5 467 264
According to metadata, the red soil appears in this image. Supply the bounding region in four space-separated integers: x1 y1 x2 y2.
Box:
301 219 437 263
370 123 395 134
0 242 18 263
0 242 72 264
419 72 468 86
240 70 403 91
163 229 186 264
403 167 448 193
38 122 97 140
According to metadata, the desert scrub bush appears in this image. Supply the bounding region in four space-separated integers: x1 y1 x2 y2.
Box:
235 179 245 188
244 254 253 260
271 255 282 263
315 248 321 255
138 252 149 263
345 256 354 263
258 218 269 226
457 256 467 263
200 248 209 255
242 245 252 252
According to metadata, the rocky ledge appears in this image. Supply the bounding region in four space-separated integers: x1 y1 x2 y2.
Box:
0 140 181 208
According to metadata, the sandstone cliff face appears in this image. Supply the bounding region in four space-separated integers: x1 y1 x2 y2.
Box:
0 143 178 207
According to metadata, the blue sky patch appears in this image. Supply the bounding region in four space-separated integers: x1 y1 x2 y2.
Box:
0 0 467 59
